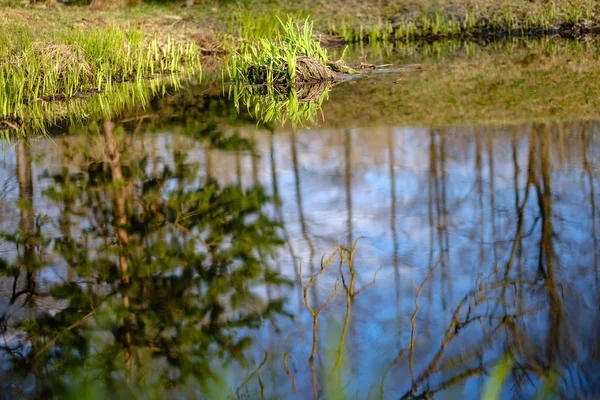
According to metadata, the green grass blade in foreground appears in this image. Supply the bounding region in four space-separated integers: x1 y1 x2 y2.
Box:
481 354 513 400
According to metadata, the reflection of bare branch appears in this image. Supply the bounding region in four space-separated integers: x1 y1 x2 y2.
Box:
404 264 513 399
237 351 269 396
236 350 296 397
405 296 468 398
379 345 410 400
411 366 486 399
504 136 537 280
410 260 441 383
299 239 379 398
283 352 296 392
299 251 340 400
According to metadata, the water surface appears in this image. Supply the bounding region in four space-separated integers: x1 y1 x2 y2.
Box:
0 40 599 399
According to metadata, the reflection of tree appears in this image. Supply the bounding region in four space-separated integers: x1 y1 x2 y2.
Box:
13 141 37 307
387 126 599 400
582 123 599 287
429 129 452 310
299 240 379 400
0 121 289 397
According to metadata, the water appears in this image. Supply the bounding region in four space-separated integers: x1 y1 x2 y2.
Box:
0 41 599 399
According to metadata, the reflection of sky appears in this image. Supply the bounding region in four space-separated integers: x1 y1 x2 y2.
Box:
1 122 599 398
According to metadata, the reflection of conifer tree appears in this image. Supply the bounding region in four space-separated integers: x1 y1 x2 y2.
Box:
0 121 289 397
103 120 134 378
57 140 76 283
15 139 41 396
15 141 36 306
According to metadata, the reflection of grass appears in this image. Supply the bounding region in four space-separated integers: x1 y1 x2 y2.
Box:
2 76 182 138
230 81 331 128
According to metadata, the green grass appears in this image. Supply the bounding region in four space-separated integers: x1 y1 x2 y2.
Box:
230 80 331 128
0 22 201 135
184 0 600 43
323 1 598 43
228 9 307 42
2 76 183 138
227 18 330 86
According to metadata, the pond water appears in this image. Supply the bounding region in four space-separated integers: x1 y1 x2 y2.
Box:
0 40 599 399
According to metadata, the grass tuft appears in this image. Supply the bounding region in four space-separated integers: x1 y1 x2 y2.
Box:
227 18 336 86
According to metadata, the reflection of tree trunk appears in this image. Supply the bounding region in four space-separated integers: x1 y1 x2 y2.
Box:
388 130 401 329
204 145 213 179
252 132 259 185
291 131 317 359
504 131 538 280
270 134 297 283
582 125 599 287
536 126 562 364
431 129 449 310
534 126 554 281
475 130 484 273
511 129 524 281
103 120 134 377
426 131 435 335
16 141 36 304
236 151 242 187
16 140 40 393
486 133 498 264
59 140 76 283
291 132 314 266
345 130 353 246
104 121 130 289
439 130 452 307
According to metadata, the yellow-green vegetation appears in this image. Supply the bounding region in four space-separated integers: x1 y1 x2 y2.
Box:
0 21 201 135
227 18 334 86
203 0 600 42
320 38 600 127
324 0 600 42
231 81 331 127
3 0 599 58
5 76 182 137
226 19 357 127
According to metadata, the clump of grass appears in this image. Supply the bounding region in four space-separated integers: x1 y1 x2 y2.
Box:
227 18 340 86
0 22 201 132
